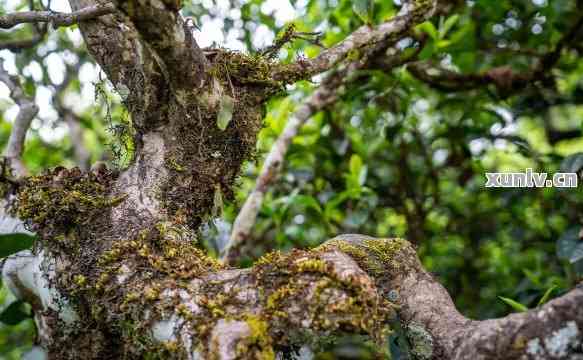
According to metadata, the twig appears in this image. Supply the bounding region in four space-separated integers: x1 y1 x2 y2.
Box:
0 61 38 177
0 3 115 29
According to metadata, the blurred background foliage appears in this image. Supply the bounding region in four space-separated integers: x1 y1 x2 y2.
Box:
0 0 583 358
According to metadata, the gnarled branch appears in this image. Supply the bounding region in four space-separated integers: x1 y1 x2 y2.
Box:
0 3 115 29
3 234 582 359
0 60 38 177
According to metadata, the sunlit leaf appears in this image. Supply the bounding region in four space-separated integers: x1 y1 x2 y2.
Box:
217 95 235 131
536 285 557 307
440 14 460 38
498 296 528 312
352 0 374 25
417 21 438 40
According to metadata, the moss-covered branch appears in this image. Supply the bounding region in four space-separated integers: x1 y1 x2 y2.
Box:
3 229 582 359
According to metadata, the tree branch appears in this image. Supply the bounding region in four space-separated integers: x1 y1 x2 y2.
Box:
271 0 436 83
0 3 115 29
0 61 38 177
223 67 350 264
3 234 582 359
114 0 208 90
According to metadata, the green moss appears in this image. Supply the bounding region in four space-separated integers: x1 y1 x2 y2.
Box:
251 248 393 348
13 167 122 247
294 258 329 273
209 49 281 89
347 48 361 61
317 237 409 277
235 314 276 360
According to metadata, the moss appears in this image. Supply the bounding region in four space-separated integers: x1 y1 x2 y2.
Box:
12 167 122 248
158 50 278 229
316 237 409 277
73 275 87 287
347 48 361 61
266 284 294 311
208 49 282 89
200 294 227 318
252 248 392 348
0 160 14 198
294 258 329 273
235 314 276 360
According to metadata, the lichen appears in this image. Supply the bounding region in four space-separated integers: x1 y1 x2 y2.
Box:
543 321 580 358
406 322 433 360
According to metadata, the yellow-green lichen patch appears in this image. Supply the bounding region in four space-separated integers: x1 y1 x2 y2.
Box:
99 222 223 281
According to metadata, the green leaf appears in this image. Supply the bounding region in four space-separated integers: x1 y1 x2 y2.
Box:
440 14 460 38
349 154 363 178
217 95 235 131
346 154 367 189
537 285 557 307
0 233 35 258
291 195 322 214
417 21 438 40
498 296 528 312
0 300 31 325
352 0 374 25
417 39 436 60
556 226 582 260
